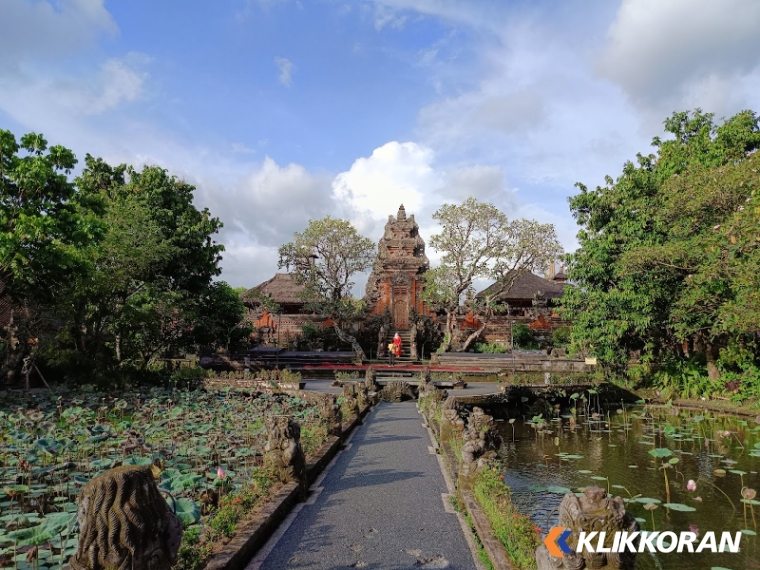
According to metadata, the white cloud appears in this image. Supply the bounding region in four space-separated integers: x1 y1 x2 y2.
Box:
0 0 117 70
332 141 435 225
0 54 149 130
274 56 294 87
597 0 760 114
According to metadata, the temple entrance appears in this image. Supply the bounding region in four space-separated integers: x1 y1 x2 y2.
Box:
392 287 409 329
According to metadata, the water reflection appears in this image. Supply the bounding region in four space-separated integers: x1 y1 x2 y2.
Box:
497 407 760 569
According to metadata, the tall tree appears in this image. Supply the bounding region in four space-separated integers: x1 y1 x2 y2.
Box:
278 216 375 360
424 197 562 352
562 109 760 382
0 131 104 381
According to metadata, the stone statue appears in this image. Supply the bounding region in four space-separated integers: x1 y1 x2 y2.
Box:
264 416 306 490
317 394 343 437
380 380 415 402
68 466 182 570
460 407 500 477
378 323 388 357
536 486 639 570
418 366 433 396
365 365 378 392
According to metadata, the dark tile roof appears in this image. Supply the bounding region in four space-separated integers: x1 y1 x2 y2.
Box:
240 273 306 306
476 270 567 301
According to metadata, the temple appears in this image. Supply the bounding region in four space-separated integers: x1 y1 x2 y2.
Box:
364 204 430 329
240 204 570 355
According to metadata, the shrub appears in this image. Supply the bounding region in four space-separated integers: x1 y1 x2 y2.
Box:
512 324 538 349
551 326 571 347
474 342 508 354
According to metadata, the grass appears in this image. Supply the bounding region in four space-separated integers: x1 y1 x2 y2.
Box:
472 466 541 570
449 495 495 570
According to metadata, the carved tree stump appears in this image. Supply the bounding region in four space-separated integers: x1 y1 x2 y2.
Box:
68 466 182 570
536 486 639 570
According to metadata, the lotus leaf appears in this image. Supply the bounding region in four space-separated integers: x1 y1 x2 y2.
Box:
663 503 696 511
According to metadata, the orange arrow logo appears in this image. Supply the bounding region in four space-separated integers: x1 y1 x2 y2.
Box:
544 526 573 557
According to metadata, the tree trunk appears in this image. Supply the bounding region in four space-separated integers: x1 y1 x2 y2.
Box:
440 309 455 352
333 325 366 362
705 340 720 380
459 323 486 352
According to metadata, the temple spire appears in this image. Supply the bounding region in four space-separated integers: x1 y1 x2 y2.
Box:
397 204 406 221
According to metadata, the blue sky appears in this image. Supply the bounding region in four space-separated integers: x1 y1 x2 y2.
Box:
2 0 760 290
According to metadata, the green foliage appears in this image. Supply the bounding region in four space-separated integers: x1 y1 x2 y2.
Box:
561 109 760 386
194 281 251 352
473 465 541 570
0 131 234 383
424 197 562 352
278 216 374 359
551 326 571 347
474 342 508 354
170 367 208 391
512 324 537 349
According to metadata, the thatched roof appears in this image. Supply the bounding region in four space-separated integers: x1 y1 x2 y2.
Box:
240 273 305 306
477 270 567 302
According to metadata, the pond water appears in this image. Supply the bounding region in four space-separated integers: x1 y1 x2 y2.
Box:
497 405 760 570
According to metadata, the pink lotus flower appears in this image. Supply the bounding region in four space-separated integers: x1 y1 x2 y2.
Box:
689 523 699 536
687 479 697 492
217 466 226 479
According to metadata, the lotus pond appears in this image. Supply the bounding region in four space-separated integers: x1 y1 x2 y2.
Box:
498 404 760 569
0 387 327 570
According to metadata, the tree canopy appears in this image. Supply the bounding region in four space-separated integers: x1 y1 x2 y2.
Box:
278 216 375 359
561 109 760 393
424 197 562 352
0 129 236 385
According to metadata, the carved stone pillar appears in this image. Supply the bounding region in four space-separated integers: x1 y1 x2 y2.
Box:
536 486 639 570
68 466 182 570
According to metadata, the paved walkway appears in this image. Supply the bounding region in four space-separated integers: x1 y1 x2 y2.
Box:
248 401 481 570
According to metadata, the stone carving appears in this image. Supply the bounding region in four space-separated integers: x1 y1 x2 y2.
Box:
356 384 370 409
365 365 378 391
380 380 416 402
536 486 639 570
418 366 433 396
460 407 500 477
391 272 412 286
264 416 306 489
68 466 182 570
378 322 388 357
317 395 343 437
531 290 550 318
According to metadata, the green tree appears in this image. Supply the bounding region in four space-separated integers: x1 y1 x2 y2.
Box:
0 130 104 383
562 109 760 382
194 281 251 352
424 197 562 352
278 216 375 360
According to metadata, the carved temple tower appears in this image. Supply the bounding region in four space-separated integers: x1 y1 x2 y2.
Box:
364 204 430 331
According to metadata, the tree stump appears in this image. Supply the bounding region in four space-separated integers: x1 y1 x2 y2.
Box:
535 486 639 570
68 466 182 570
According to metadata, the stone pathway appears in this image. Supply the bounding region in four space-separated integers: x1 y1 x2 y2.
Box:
247 401 481 570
